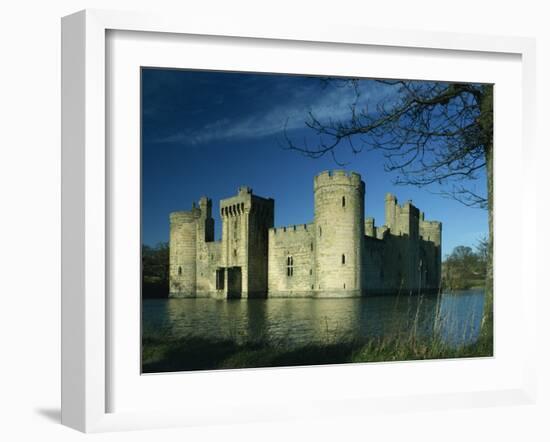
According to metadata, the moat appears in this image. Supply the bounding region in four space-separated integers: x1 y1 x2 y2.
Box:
142 290 485 349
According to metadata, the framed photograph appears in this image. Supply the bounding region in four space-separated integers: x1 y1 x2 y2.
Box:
141 69 488 375
61 9 537 432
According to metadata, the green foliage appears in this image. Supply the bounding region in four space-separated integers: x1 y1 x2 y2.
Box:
442 239 488 290
142 242 169 298
142 332 492 373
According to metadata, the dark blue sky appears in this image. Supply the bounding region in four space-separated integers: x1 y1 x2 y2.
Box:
142 68 488 257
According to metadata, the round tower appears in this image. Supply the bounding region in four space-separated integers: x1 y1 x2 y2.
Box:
169 209 199 296
313 170 365 296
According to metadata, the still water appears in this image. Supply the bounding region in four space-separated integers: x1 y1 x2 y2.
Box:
142 290 485 347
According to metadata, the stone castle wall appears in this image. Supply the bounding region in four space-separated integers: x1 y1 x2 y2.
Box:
268 224 315 297
363 236 386 292
219 190 251 296
169 210 199 296
195 197 218 297
169 170 442 298
224 188 274 298
245 195 274 297
313 170 364 296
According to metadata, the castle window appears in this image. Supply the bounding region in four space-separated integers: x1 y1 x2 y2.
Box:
178 266 182 276
319 226 322 237
310 269 312 275
310 242 313 251
233 249 237 257
342 254 346 265
286 256 294 277
344 283 346 289
342 196 346 207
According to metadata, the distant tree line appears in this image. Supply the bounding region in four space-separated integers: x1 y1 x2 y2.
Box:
442 238 488 290
142 242 169 298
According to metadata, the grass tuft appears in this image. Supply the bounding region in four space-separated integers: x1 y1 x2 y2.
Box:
142 331 493 373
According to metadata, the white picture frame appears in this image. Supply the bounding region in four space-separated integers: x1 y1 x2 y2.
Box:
61 9 537 433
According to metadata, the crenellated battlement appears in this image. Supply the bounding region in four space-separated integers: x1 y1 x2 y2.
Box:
313 170 363 190
238 186 253 196
385 194 419 213
269 223 312 235
219 189 274 218
420 219 442 246
220 201 248 217
421 220 442 227
169 209 200 224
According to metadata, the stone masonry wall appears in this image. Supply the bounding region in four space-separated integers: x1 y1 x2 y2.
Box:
247 195 275 297
169 170 442 299
169 209 199 297
313 170 364 296
268 224 315 296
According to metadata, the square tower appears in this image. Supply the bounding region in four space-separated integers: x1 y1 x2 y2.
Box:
219 186 274 298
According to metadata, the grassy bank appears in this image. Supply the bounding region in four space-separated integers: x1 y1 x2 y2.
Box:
142 331 493 373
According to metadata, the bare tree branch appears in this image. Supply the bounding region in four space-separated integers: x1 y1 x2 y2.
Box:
284 79 493 209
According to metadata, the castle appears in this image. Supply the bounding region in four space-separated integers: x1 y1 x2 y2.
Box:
169 170 442 298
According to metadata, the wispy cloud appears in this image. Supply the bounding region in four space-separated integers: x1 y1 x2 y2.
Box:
152 81 390 146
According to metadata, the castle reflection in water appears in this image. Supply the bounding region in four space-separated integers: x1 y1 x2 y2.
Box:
143 290 484 348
